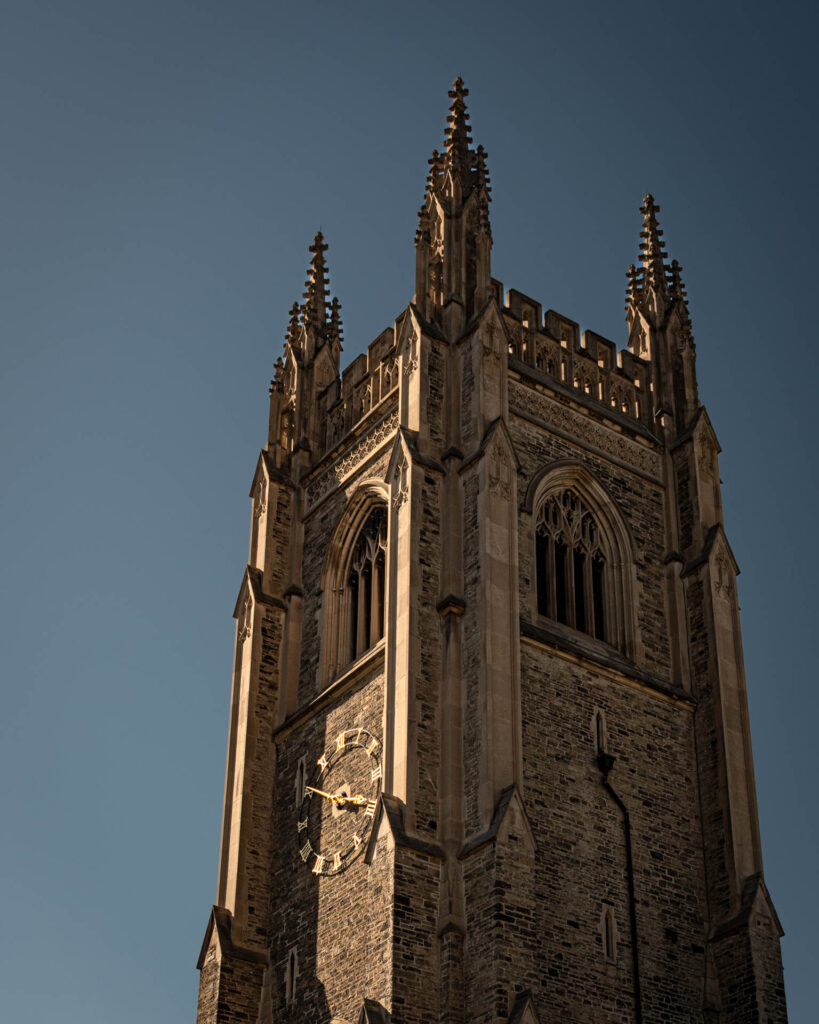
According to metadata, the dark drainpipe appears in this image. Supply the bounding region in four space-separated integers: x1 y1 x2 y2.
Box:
597 751 643 1024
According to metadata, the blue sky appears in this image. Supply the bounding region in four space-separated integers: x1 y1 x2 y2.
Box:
0 1 815 1020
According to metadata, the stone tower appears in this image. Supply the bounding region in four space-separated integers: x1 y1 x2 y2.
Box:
194 80 787 1024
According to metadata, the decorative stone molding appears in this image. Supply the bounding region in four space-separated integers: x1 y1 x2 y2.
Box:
402 324 419 376
510 379 661 479
306 412 398 511
392 451 408 511
482 322 503 364
488 442 513 499
697 435 716 478
713 549 735 600
252 478 267 519
237 595 252 643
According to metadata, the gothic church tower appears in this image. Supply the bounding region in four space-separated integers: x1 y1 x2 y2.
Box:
195 80 787 1024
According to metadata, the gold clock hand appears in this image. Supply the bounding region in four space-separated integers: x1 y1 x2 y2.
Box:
305 785 344 803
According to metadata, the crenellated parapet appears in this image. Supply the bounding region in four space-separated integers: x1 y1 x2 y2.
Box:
315 326 400 459
496 281 653 432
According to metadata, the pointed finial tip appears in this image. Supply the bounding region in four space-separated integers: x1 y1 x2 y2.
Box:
448 76 469 101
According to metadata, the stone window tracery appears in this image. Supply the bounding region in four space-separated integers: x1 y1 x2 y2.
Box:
344 506 387 665
319 491 390 688
536 489 607 643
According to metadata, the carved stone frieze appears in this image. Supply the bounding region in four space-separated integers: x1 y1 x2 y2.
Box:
306 411 398 511
509 380 660 479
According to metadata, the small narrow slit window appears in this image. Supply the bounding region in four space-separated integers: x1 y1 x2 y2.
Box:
592 709 608 755
285 947 299 1004
294 757 307 807
602 907 617 963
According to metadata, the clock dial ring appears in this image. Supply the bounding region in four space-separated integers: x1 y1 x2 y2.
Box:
297 727 382 875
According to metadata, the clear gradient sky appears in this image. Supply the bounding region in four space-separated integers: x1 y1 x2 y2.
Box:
1 2 816 1021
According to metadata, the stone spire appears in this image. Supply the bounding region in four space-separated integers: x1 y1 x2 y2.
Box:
415 78 493 336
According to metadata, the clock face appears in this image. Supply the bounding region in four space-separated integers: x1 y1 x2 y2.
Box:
297 727 382 876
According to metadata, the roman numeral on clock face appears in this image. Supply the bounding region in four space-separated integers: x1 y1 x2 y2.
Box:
365 800 377 817
297 818 308 833
300 841 312 862
312 855 326 875
352 833 362 849
332 852 342 872
371 764 382 782
335 732 346 751
317 753 329 771
367 738 379 756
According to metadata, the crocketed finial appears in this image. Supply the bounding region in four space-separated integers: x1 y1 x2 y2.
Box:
625 263 641 312
668 258 694 343
285 301 302 348
445 77 473 172
329 295 343 350
638 194 669 296
303 231 330 332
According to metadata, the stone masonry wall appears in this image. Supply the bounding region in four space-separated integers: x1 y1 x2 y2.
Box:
414 473 443 843
519 642 708 1022
269 664 390 1023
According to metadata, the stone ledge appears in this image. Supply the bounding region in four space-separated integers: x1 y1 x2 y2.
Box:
196 905 268 970
381 793 445 859
273 641 385 739
521 618 695 708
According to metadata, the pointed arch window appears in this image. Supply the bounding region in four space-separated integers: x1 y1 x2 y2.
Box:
536 489 607 642
529 468 636 657
319 492 390 688
344 507 387 664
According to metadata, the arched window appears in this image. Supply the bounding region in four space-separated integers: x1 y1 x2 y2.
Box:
319 489 390 687
528 465 637 658
535 489 607 642
344 507 387 664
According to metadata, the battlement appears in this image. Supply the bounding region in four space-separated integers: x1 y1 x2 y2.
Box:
496 280 652 429
318 327 399 456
